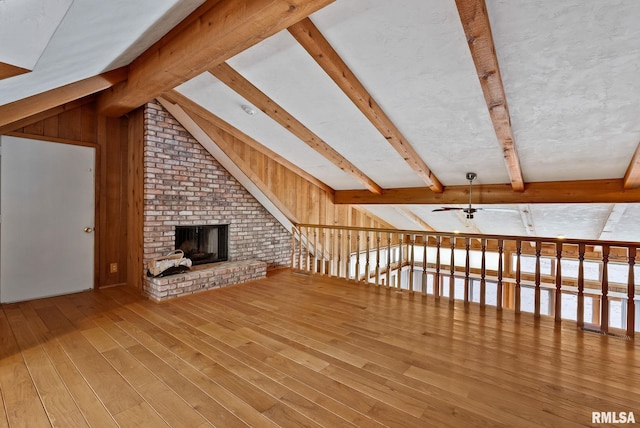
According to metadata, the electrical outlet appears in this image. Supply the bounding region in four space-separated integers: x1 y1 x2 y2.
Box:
110 263 118 273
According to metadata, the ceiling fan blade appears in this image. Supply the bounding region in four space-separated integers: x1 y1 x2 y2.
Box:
432 207 464 212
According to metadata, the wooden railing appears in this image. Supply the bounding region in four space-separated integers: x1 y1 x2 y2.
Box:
291 224 640 338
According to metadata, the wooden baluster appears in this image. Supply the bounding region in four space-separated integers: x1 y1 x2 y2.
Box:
422 235 428 295
480 238 486 307
534 241 542 318
497 239 504 311
364 231 371 283
320 227 329 275
577 243 585 329
397 234 404 289
304 226 310 272
337 231 342 279
355 230 361 282
464 238 471 304
291 226 297 270
386 232 392 287
296 227 302 270
601 245 610 334
555 241 563 322
328 229 334 276
515 240 522 314
627 247 636 338
435 236 441 299
313 228 318 274
375 232 381 286
409 234 415 293
449 237 456 304
346 230 352 280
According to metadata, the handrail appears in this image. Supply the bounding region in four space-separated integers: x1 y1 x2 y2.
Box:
292 224 640 339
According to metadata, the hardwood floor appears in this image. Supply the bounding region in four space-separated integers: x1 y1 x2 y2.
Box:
1 268 638 427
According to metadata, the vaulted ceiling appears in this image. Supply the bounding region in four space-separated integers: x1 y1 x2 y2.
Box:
2 0 640 241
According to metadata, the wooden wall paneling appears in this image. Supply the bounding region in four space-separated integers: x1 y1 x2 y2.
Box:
285 167 297 217
96 114 129 288
251 146 262 177
266 157 276 190
127 108 145 290
22 120 44 136
95 117 105 289
43 115 59 137
0 97 96 135
318 189 327 225
81 103 98 144
277 162 287 214
58 106 83 142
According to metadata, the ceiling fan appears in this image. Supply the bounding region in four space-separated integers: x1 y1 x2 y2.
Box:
432 172 517 219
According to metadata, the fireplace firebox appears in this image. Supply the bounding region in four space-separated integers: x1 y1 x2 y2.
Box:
175 225 228 265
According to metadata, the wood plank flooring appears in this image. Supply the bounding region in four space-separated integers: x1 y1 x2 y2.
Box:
1 268 638 427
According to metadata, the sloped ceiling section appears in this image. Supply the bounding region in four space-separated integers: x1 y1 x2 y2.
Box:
3 0 640 241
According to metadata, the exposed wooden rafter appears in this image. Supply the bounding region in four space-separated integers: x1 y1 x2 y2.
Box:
209 63 383 194
598 204 627 240
518 204 537 237
288 18 444 193
335 179 640 205
164 89 335 197
98 0 335 117
398 207 436 232
454 211 483 234
0 68 127 129
0 62 30 80
454 0 525 192
623 142 640 189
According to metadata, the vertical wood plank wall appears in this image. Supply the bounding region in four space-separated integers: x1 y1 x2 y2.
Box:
127 108 145 290
5 99 130 288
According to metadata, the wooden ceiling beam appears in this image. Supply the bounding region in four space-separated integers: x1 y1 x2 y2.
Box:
455 0 525 192
163 89 335 197
518 204 537 237
209 63 383 194
398 207 436 232
288 18 444 193
98 0 334 117
0 62 30 80
335 179 640 205
0 68 126 129
598 204 627 240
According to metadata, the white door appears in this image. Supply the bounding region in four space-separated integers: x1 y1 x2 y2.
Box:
1 136 95 303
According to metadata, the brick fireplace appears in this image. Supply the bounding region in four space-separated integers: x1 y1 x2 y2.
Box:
142 101 291 300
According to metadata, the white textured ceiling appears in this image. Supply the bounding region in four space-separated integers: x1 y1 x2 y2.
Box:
0 0 206 104
3 0 640 241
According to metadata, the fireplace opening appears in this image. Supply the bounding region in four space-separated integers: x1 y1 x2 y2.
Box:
175 225 228 265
